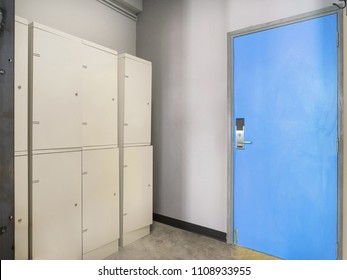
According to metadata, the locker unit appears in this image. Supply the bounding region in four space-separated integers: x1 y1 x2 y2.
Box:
122 146 153 246
28 22 119 259
81 41 118 148
15 17 29 153
30 23 82 150
14 155 28 260
118 54 153 247
118 54 152 146
31 151 82 260
82 148 119 259
14 17 29 260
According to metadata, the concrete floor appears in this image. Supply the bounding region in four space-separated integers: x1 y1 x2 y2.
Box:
107 222 278 260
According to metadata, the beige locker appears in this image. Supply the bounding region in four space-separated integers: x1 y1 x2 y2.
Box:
15 18 29 152
81 41 118 148
123 146 153 235
32 151 82 260
82 148 119 258
30 23 82 150
118 54 152 145
14 155 28 260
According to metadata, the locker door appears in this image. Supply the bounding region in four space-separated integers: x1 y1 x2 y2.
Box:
31 26 82 150
81 43 118 147
123 146 153 234
14 155 28 260
15 19 28 152
123 58 151 145
82 148 119 254
32 152 82 260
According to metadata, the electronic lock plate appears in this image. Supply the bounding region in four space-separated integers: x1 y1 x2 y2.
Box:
236 118 252 150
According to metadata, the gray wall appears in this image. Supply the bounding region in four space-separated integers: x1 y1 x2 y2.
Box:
343 10 346 260
16 0 137 54
136 0 342 237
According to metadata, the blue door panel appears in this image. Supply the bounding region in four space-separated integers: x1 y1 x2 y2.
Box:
233 14 338 260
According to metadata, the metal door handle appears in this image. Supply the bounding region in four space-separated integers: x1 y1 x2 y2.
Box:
237 140 252 145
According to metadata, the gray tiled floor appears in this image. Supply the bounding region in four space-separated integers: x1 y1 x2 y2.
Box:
107 222 278 260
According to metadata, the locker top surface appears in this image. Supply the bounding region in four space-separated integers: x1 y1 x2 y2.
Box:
118 53 152 66
15 16 28 25
29 22 118 55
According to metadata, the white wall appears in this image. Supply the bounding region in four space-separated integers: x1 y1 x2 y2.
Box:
137 0 343 242
15 0 136 54
137 0 229 232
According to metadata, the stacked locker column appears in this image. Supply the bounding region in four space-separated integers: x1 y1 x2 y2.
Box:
29 23 83 260
14 16 29 260
29 23 119 259
81 40 119 260
118 54 153 247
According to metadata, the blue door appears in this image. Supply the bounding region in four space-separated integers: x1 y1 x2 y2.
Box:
233 14 338 260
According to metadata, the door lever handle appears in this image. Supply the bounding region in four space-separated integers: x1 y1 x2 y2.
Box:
237 140 252 145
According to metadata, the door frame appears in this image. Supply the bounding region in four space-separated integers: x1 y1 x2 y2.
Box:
227 7 344 259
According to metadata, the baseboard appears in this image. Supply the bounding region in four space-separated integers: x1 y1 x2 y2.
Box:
153 213 226 242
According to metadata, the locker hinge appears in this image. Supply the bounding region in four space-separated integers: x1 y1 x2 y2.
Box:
337 137 340 153
337 32 339 48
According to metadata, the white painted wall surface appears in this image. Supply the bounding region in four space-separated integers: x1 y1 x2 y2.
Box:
137 0 342 238
16 0 136 54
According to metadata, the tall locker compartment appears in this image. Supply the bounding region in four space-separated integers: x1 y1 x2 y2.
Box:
118 54 152 146
15 17 29 153
14 17 29 260
118 54 153 247
30 23 82 150
81 41 118 148
31 152 82 260
123 146 153 245
82 148 119 259
14 155 28 260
